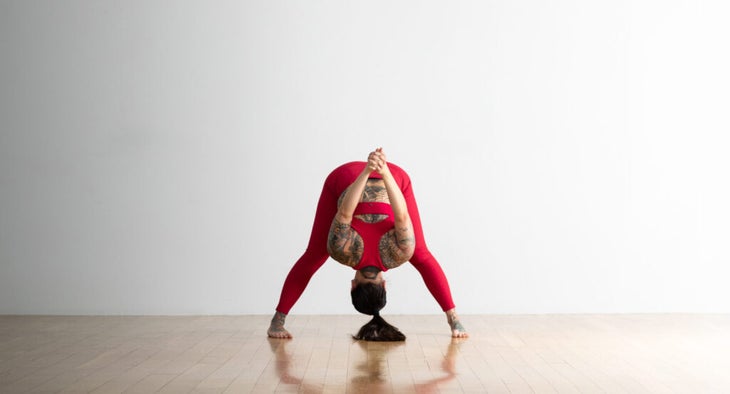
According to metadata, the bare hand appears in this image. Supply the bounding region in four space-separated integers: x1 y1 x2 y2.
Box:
367 147 388 175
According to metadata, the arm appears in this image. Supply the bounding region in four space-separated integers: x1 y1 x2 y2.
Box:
334 165 372 225
373 149 416 262
326 158 378 265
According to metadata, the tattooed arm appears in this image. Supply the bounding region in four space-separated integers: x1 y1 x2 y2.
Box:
326 157 378 265
333 164 372 225
373 149 416 262
327 219 362 266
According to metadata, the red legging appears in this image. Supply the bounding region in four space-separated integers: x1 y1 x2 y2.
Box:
275 161 456 314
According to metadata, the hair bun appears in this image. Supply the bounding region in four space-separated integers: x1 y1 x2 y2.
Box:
353 314 406 342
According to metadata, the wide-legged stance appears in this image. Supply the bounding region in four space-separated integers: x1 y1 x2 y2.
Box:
274 161 456 314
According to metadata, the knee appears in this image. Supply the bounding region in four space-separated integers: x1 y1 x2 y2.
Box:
289 250 329 275
410 247 435 267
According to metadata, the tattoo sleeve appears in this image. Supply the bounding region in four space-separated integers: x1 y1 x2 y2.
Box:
327 219 363 267
379 226 415 269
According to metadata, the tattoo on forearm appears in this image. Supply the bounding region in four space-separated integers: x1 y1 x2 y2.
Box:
396 227 414 247
398 237 415 247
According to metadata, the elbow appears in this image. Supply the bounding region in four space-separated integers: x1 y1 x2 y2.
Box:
398 237 416 261
403 246 415 261
335 211 352 224
394 212 410 225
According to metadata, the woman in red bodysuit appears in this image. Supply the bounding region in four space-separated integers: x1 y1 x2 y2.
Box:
268 148 468 339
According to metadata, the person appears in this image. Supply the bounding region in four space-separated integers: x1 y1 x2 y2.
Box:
268 148 468 339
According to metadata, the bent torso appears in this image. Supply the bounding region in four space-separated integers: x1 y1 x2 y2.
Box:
328 179 407 270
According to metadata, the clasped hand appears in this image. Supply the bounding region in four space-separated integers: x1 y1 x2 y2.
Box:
367 147 388 174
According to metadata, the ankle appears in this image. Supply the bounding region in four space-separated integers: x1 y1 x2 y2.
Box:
445 309 460 324
271 311 287 327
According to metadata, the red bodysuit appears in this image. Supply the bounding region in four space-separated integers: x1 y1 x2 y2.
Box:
351 201 395 271
274 161 456 313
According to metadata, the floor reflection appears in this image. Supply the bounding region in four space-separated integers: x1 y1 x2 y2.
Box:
267 336 464 392
413 340 462 393
348 340 406 391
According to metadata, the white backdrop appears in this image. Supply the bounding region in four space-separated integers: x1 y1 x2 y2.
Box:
1 1 729 315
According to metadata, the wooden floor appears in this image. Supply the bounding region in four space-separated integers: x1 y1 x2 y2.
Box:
1 314 729 393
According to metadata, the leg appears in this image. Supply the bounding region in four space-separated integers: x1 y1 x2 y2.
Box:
396 167 467 337
410 248 467 338
269 170 341 338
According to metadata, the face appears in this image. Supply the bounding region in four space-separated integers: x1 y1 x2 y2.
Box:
351 270 385 290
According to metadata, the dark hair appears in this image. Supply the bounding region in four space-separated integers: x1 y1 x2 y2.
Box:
351 283 406 341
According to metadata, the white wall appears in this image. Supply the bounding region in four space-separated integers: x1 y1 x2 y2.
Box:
1 1 729 315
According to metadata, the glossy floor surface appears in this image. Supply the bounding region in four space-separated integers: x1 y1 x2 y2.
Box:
1 314 729 393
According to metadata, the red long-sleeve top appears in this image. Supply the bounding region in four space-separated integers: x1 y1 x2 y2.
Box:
274 161 456 314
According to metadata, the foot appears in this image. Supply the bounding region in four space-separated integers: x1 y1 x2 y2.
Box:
446 309 468 338
267 311 293 339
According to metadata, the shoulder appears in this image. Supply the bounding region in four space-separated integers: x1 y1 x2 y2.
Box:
386 162 412 191
325 162 365 192
387 162 409 178
327 161 367 179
